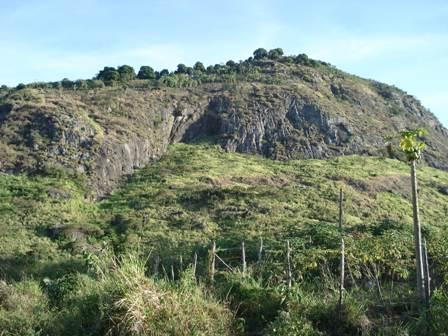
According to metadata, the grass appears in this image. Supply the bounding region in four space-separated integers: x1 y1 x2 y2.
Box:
1 143 448 335
99 143 448 252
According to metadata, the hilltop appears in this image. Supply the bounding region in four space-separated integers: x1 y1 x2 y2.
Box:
1 49 447 196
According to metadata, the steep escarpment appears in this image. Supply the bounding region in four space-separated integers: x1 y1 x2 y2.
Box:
0 59 447 196
181 82 448 167
0 87 208 195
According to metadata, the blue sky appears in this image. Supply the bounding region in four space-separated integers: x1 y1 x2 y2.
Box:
1 0 447 126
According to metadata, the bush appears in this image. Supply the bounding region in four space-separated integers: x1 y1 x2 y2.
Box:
268 287 370 336
216 273 283 334
0 280 50 336
267 311 323 336
51 252 235 336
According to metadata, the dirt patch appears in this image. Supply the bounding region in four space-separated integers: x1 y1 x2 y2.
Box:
343 175 410 199
232 175 290 187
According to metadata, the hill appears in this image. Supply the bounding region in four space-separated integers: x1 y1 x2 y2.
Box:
1 50 448 335
1 52 447 196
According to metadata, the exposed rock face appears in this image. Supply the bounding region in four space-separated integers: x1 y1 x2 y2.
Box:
180 88 448 165
1 67 447 197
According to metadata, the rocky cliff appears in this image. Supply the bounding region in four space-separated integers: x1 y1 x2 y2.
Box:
1 60 447 196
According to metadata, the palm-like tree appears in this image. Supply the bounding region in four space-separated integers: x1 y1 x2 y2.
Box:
398 128 428 303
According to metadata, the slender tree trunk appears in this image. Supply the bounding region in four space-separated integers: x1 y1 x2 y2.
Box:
423 238 431 306
411 161 425 304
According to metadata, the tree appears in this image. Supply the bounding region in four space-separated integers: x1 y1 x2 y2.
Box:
226 60 236 67
253 48 268 60
137 66 156 80
61 78 74 89
96 67 120 82
186 67 194 76
175 64 188 74
158 69 170 78
397 128 428 304
193 62 206 73
268 48 284 59
117 65 136 81
16 83 26 90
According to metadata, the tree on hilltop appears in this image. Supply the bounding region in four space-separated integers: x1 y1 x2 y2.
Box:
117 65 136 81
96 67 120 82
137 66 156 80
253 48 268 60
268 48 284 59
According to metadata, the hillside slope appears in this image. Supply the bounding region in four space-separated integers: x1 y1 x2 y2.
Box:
1 143 448 334
2 143 448 278
1 58 447 196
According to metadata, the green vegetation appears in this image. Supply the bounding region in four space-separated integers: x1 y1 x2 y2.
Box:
6 48 342 92
1 143 448 334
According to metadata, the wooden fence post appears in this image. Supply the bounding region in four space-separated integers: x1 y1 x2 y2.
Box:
192 252 198 280
179 255 183 273
338 188 345 309
210 241 216 282
153 255 160 277
242 241 247 276
286 240 292 290
171 264 175 281
258 237 263 263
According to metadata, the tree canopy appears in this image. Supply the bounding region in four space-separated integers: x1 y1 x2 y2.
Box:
117 65 136 81
96 67 120 82
137 66 156 80
253 48 268 60
399 129 428 162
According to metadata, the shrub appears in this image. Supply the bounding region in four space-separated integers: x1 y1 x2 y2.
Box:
0 280 50 335
52 252 235 336
267 311 323 336
268 287 370 336
216 273 283 334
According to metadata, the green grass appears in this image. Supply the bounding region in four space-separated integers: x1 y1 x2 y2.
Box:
1 143 448 335
99 143 448 251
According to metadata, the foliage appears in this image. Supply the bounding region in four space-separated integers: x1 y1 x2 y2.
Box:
194 61 206 72
137 66 156 80
0 252 235 336
267 286 370 336
96 66 120 82
215 273 283 333
399 129 428 162
0 143 447 335
268 48 284 59
253 48 268 59
117 65 136 81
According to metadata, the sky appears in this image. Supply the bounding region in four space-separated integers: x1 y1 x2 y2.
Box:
0 0 447 126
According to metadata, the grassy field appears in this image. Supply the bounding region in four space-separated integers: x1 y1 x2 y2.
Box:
1 143 448 335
